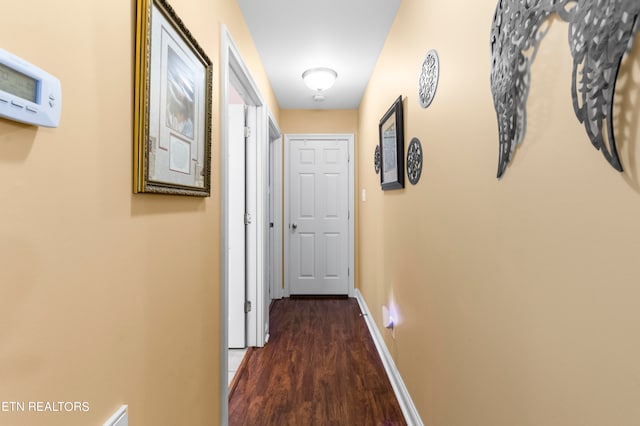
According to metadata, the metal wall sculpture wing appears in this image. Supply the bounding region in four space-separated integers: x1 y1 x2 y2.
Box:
490 0 640 179
490 0 553 178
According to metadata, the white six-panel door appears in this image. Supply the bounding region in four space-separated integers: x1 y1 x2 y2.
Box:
288 136 350 295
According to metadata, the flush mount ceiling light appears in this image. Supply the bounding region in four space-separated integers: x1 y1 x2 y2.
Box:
302 67 337 92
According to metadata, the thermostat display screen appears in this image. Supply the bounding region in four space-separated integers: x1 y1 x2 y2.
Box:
0 62 37 103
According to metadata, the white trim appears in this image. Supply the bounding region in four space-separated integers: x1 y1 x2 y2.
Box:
268 110 282 137
220 25 231 426
283 135 290 296
268 112 284 300
220 25 271 426
347 134 354 298
284 133 355 297
355 289 424 426
255 105 269 348
103 405 128 426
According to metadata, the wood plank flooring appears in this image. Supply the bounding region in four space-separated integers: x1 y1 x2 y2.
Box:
229 297 407 426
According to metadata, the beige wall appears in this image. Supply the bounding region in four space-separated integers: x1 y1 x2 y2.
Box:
0 1 276 425
358 1 640 425
5 0 640 424
279 109 358 135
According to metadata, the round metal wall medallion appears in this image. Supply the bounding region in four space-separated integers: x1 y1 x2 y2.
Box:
374 144 381 174
418 49 440 108
406 138 423 185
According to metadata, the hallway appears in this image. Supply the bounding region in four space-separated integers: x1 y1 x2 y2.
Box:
228 298 406 425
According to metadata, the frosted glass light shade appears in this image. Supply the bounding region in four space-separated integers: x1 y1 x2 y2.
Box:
302 67 337 92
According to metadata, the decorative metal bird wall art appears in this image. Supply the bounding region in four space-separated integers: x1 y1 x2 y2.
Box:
490 0 640 178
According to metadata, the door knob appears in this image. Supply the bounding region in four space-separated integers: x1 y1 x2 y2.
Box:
291 223 298 230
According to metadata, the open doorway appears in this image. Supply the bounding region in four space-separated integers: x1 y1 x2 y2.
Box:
220 25 281 425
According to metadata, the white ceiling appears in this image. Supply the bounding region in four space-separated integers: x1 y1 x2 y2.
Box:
236 0 402 110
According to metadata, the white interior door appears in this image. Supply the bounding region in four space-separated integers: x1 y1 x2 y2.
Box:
228 104 246 348
244 104 260 346
288 137 349 295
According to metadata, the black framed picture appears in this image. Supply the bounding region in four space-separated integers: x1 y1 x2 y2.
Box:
379 96 404 190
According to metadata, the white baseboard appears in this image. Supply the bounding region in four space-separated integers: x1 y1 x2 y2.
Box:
103 405 128 426
355 289 423 426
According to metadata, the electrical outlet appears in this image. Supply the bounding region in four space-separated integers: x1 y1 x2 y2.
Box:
382 304 395 339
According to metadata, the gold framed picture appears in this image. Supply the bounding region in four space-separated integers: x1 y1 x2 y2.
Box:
134 0 213 196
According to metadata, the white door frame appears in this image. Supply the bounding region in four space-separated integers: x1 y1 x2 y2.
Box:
220 25 275 425
269 112 284 301
284 133 355 298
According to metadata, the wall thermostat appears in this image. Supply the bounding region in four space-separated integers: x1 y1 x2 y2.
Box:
0 48 61 127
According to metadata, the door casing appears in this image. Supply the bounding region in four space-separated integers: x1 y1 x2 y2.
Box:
220 25 279 426
268 113 283 303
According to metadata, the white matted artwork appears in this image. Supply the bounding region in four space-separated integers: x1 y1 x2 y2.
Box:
169 134 191 174
378 96 404 190
382 120 398 184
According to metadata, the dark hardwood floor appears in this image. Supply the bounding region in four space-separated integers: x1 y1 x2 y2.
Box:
229 297 407 426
